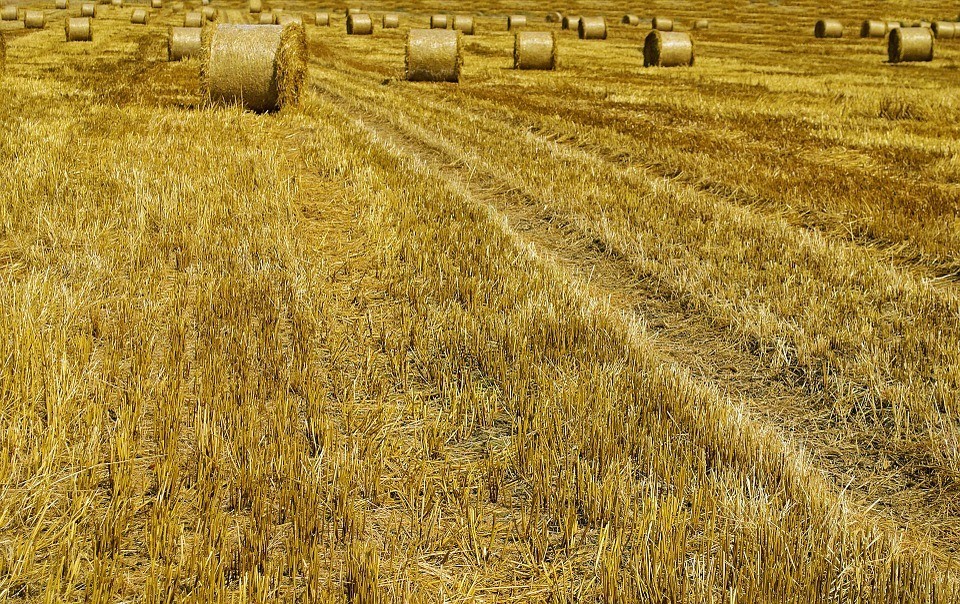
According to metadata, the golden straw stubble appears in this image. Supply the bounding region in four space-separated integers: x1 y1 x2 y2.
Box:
578 16 606 40
644 30 694 67
65 16 92 40
201 22 306 111
514 31 557 70
406 28 461 82
888 26 934 62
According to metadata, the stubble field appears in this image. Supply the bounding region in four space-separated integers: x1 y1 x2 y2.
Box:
2 0 960 601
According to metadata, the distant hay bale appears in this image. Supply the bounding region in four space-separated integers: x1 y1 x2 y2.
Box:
546 11 561 23
202 6 216 21
430 14 447 29
56 0 68 9
507 15 526 29
932 21 955 39
860 20 885 37
168 26 201 59
110 0 122 7
202 22 306 111
814 19 843 38
578 16 606 39
131 8 148 23
382 13 398 28
345 7 359 16
346 13 371 34
652 17 673 31
184 11 202 26
644 30 694 66
514 31 556 69
888 27 934 62
277 13 301 27
886 21 900 32
561 15 579 30
1 5 18 20
405 28 461 82
694 19 709 30
314 12 328 25
452 15 473 34
622 14 639 26
65 16 91 40
248 0 261 13
79 3 95 17
914 21 930 28
24 10 45 28
259 12 275 24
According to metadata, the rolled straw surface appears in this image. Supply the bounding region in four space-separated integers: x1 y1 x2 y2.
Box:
345 7 359 16
561 15 579 30
1 6 18 20
545 11 561 23
430 14 447 29
406 28 461 82
622 14 639 26
644 30 694 66
111 0 122 7
277 13 301 27
314 12 328 25
168 26 201 59
131 7 148 23
507 15 526 29
452 15 473 34
184 11 202 26
56 0 68 9
259 12 274 24
652 17 673 31
694 19 709 29
151 0 161 7
202 22 306 111
860 20 885 37
65 16 91 40
382 13 398 28
248 0 261 13
814 19 843 38
886 21 900 31
79 3 94 17
202 6 215 21
888 27 934 62
578 16 606 39
346 12 371 34
514 31 556 69
932 21 955 39
24 10 45 28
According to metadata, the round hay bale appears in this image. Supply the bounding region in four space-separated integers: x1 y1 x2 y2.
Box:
79 3 95 17
150 0 161 7
561 15 579 30
888 27 934 62
168 26 201 59
184 11 202 26
514 31 556 70
546 11 561 23
622 14 639 26
694 18 709 30
652 17 673 31
644 30 694 67
886 21 900 32
932 21 955 39
382 13 398 28
56 0 68 10
258 12 274 24
24 10 45 28
430 14 447 29
452 15 473 34
507 15 526 29
1 5 18 20
314 12 328 25
202 22 306 111
202 6 216 21
131 8 148 23
814 19 843 38
578 16 606 39
406 28 461 82
110 0 122 7
860 20 885 37
65 16 91 40
277 13 301 27
346 13 371 34
248 0 261 13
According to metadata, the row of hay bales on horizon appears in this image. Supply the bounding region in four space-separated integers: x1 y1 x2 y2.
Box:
814 17 960 63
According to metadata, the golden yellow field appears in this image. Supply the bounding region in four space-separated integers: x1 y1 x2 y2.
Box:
2 0 960 601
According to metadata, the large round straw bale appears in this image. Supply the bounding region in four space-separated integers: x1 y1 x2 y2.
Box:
56 0 68 9
65 16 91 40
514 31 556 69
346 12 371 34
259 12 274 24
888 27 934 62
644 30 694 67
1 5 18 20
382 13 398 28
131 8 148 23
860 20 885 37
184 11 202 26
546 11 561 23
452 15 473 34
507 15 526 29
814 19 843 38
652 17 673 31
202 22 306 111
79 3 95 17
561 15 579 30
932 22 955 39
168 26 200 59
24 10 45 28
202 6 216 21
578 16 606 39
405 28 461 82
277 13 301 27
248 0 261 13
315 12 328 25
430 14 447 29
622 14 639 26
694 18 709 30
